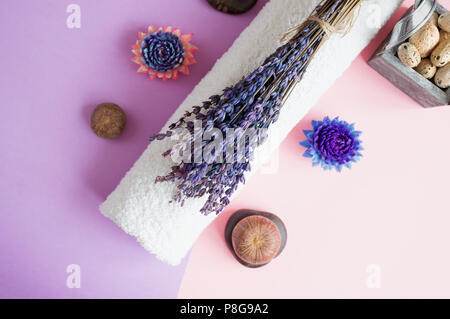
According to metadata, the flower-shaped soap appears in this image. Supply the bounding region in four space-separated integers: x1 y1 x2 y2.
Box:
300 116 363 172
132 26 197 80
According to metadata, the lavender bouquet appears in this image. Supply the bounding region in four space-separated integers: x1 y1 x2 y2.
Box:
150 0 365 215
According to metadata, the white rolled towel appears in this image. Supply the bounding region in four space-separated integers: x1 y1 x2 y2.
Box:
100 0 402 265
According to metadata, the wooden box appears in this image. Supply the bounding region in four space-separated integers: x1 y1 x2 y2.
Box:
369 3 450 108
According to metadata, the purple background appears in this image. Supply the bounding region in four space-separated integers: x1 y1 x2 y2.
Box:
0 0 268 298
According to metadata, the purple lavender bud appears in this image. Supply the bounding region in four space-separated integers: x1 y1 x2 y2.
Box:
151 0 345 215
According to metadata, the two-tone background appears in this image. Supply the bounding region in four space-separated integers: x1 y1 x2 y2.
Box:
1 0 450 298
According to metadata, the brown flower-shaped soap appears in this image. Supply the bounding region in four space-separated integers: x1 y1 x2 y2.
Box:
90 103 126 139
207 0 257 14
225 210 287 268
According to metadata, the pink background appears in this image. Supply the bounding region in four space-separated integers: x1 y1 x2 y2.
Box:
1 0 450 299
179 0 450 298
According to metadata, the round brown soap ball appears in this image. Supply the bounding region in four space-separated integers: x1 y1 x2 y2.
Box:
207 0 257 14
231 215 281 266
90 103 126 139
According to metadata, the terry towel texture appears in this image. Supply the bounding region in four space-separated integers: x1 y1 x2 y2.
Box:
100 0 403 265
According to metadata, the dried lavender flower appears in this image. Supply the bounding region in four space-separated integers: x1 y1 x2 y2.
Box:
150 0 364 215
